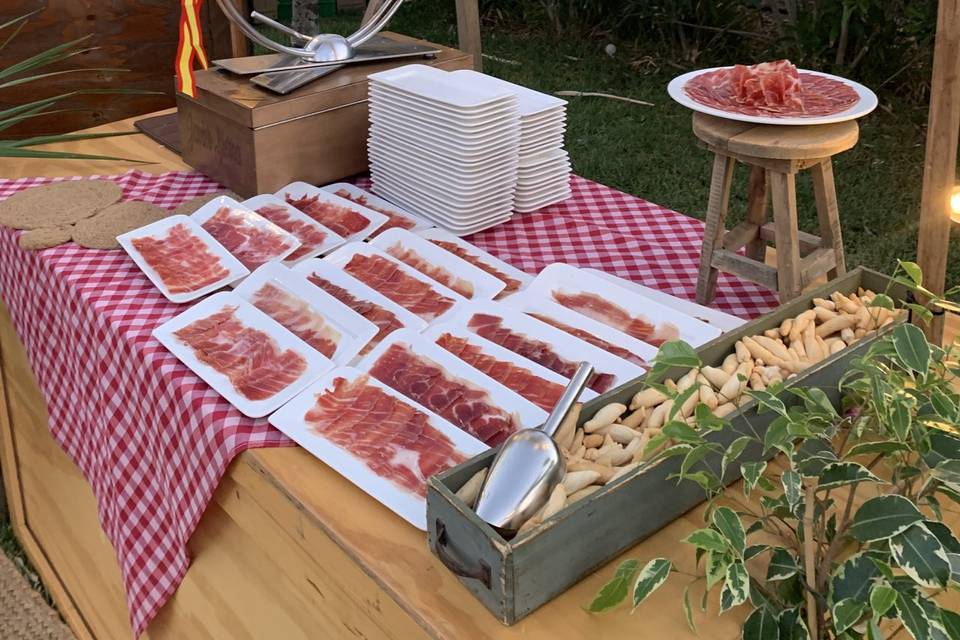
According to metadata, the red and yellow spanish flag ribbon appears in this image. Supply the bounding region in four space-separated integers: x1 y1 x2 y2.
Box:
176 0 209 97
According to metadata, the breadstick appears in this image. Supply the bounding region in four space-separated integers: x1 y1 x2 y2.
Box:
630 387 667 410
541 484 567 520
610 462 640 483
554 402 581 451
816 314 858 338
700 365 730 389
764 328 780 340
735 340 751 363
583 403 626 433
566 485 602 505
721 353 739 374
714 402 737 417
814 306 838 323
698 377 719 410
455 468 487 507
620 407 647 429
567 460 615 483
596 423 640 445
646 400 671 429
803 324 823 362
583 433 604 449
812 297 836 311
754 335 792 361
779 317 794 337
563 470 600 494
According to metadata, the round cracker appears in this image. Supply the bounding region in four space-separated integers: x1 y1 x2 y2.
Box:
0 180 121 230
18 225 74 251
172 191 241 215
72 200 169 250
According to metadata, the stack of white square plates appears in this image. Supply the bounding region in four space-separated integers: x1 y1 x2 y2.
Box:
449 70 571 213
367 64 521 236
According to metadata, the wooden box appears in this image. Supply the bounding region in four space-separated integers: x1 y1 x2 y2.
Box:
175 33 473 197
426 268 906 625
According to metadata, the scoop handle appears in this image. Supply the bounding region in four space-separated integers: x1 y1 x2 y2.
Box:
540 362 593 437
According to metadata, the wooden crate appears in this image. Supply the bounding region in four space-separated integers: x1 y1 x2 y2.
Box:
175 32 473 197
426 267 907 625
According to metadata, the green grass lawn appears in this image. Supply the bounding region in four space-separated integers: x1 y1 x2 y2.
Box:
375 1 959 289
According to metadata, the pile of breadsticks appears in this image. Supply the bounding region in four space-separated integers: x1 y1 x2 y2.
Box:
455 288 902 536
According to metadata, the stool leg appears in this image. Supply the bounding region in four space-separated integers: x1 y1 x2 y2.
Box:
744 166 769 262
810 159 846 279
696 154 736 305
769 171 802 302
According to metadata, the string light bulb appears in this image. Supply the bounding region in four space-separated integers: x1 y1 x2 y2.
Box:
951 185 960 223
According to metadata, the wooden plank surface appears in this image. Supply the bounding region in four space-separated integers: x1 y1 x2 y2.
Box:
917 0 960 344
0 1 177 138
692 113 859 161
0 112 958 640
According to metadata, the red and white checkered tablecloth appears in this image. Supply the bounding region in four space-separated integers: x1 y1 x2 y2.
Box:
0 169 777 637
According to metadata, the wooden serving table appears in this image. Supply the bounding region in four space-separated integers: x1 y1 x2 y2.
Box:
1 111 957 640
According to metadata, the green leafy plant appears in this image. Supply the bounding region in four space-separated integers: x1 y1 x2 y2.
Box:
588 263 960 640
0 10 159 162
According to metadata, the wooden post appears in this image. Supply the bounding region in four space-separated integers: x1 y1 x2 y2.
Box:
917 0 960 344
455 0 482 71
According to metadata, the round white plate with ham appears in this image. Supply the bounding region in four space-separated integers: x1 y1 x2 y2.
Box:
668 61 877 126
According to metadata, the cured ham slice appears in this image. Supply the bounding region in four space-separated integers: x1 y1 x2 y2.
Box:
527 312 650 369
305 273 404 355
368 342 519 446
333 189 416 238
174 305 307 401
285 193 369 238
427 239 524 297
131 223 230 294
344 253 455 322
254 203 329 262
250 282 340 358
551 291 679 347
385 242 475 299
468 313 616 394
436 333 564 412
684 60 859 118
200 206 296 270
304 375 467 497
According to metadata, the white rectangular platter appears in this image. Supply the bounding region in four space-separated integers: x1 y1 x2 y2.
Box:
320 182 433 237
274 181 389 242
445 301 647 395
504 297 658 368
153 291 333 417
323 242 466 323
269 366 486 529
582 268 747 332
234 262 379 365
527 263 722 347
356 328 549 438
190 195 301 269
241 194 346 263
117 214 249 304
416 227 532 298
369 228 506 300
422 322 598 409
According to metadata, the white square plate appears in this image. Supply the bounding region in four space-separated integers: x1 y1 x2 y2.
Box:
319 183 433 237
234 262 379 364
526 263 722 347
416 227 532 296
153 291 332 417
323 242 466 323
274 181 389 242
117 214 249 304
191 196 301 270
368 64 517 111
268 366 486 529
369 228 506 300
241 194 346 264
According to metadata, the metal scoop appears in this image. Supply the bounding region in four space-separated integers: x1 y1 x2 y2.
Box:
474 362 594 534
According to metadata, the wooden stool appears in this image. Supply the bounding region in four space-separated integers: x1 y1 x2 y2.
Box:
693 112 859 304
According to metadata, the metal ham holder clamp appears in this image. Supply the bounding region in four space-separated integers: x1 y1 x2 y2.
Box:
211 0 441 94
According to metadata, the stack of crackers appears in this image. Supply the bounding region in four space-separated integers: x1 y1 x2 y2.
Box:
0 179 236 251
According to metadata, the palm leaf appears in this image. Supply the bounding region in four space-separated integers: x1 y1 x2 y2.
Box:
0 147 148 163
0 67 128 90
0 8 42 33
4 131 138 148
0 35 93 81
0 17 28 53
0 108 88 134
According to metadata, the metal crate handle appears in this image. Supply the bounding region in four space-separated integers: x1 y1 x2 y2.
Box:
433 519 491 589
